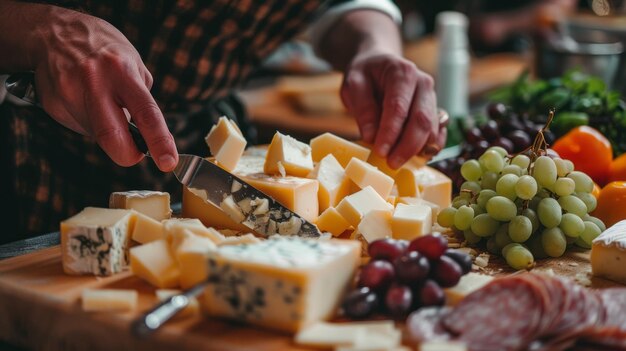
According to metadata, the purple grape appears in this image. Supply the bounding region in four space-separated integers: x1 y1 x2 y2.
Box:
544 130 556 145
493 137 514 154
368 238 407 262
418 279 445 307
507 131 532 151
501 114 525 134
474 140 490 156
358 260 395 291
385 284 413 318
487 103 508 120
393 251 430 285
465 127 483 144
443 249 472 274
431 256 463 288
408 234 448 260
343 287 379 319
480 120 499 141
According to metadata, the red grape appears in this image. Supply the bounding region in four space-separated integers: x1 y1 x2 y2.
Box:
342 287 379 319
443 249 472 274
393 251 430 285
465 127 483 144
431 255 463 288
480 120 499 141
493 137 514 154
385 284 413 318
418 280 445 307
544 130 556 145
501 114 525 134
474 140 490 156
368 238 407 262
507 131 531 151
487 103 507 120
358 260 395 291
408 234 448 260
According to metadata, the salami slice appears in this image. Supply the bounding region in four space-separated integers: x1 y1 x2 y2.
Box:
546 282 589 337
599 288 626 330
406 307 453 343
574 327 626 350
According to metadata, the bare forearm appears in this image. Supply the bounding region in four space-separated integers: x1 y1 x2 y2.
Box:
317 10 402 71
0 0 50 72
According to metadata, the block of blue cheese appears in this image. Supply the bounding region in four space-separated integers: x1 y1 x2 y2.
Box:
201 236 361 332
61 207 136 276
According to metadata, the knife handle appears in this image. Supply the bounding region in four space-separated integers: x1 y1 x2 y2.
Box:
128 122 149 155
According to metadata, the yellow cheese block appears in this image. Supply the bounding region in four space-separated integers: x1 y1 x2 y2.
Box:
182 187 251 232
591 220 626 284
345 158 394 199
317 207 352 237
162 218 225 245
310 133 371 168
130 239 180 288
109 190 172 221
394 165 452 209
336 186 393 227
444 272 494 306
81 289 138 312
155 289 200 317
391 203 432 240
357 210 393 243
131 212 164 244
174 230 217 289
205 116 247 171
308 154 351 212
398 197 441 219
264 132 314 177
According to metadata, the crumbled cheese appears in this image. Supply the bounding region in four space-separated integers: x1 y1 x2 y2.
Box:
474 253 490 268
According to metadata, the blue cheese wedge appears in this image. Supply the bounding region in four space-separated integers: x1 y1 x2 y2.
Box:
201 236 361 332
591 219 626 284
61 207 135 276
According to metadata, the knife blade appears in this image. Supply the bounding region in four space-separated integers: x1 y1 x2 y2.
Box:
5 72 322 238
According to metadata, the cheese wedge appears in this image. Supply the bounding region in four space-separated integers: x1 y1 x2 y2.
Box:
345 158 394 199
130 239 180 288
395 166 452 209
444 272 494 306
155 289 200 317
391 203 432 240
201 237 361 332
173 230 217 289
591 220 626 284
357 210 393 243
308 154 351 212
205 116 247 171
310 133 371 168
317 207 352 237
336 186 394 227
109 190 171 221
61 207 136 276
295 321 397 348
131 212 164 244
82 289 138 312
264 132 314 177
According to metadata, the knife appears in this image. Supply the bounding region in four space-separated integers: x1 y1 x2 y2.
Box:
4 72 322 238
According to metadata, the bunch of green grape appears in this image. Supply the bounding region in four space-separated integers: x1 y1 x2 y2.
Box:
437 146 606 270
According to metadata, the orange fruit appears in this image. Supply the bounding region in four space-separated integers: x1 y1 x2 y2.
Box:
592 181 626 228
592 182 601 200
552 126 613 186
608 153 626 183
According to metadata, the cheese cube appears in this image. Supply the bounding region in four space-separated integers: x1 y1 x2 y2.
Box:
162 218 225 245
358 210 394 243
295 321 396 348
131 212 164 244
201 237 361 332
310 133 370 168
155 289 200 317
308 154 351 212
109 190 171 221
130 239 180 288
336 186 393 227
81 289 138 312
205 116 247 171
182 187 251 232
345 158 394 199
444 272 494 306
174 230 217 289
317 207 352 237
386 196 398 206
61 207 135 276
395 166 452 209
391 203 432 240
264 132 314 177
398 197 441 219
592 220 626 285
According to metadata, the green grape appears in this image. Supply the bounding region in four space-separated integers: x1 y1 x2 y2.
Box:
504 244 534 270
536 188 552 199
470 204 485 215
529 196 542 210
558 195 588 217
554 177 575 197
459 192 472 200
541 227 567 258
487 146 508 157
496 174 519 201
511 154 530 169
580 221 602 246
575 237 591 249
567 171 594 193
565 235 578 245
553 158 570 177
502 165 523 176
477 189 497 208
515 175 538 200
508 215 533 243
501 242 521 258
526 234 548 259
480 171 498 190
461 160 482 181
471 213 500 237
564 160 575 174
522 208 539 233
577 192 597 212
479 150 505 173
495 223 513 249
583 215 606 231
454 205 475 230
559 213 585 238
461 181 482 194
452 197 469 209
464 229 482 244
486 237 500 255
533 156 558 188
437 207 457 228
538 198 562 228
486 196 517 221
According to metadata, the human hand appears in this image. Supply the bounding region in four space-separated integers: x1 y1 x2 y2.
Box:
31 7 177 171
341 52 445 169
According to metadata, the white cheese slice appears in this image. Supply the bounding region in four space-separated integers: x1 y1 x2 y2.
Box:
82 289 138 312
444 272 494 306
591 219 626 284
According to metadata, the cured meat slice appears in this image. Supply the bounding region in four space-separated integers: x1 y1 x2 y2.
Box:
599 288 626 330
442 276 543 351
546 283 589 337
406 307 453 343
574 327 626 350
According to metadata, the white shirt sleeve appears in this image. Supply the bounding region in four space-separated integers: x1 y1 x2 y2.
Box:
308 0 402 52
